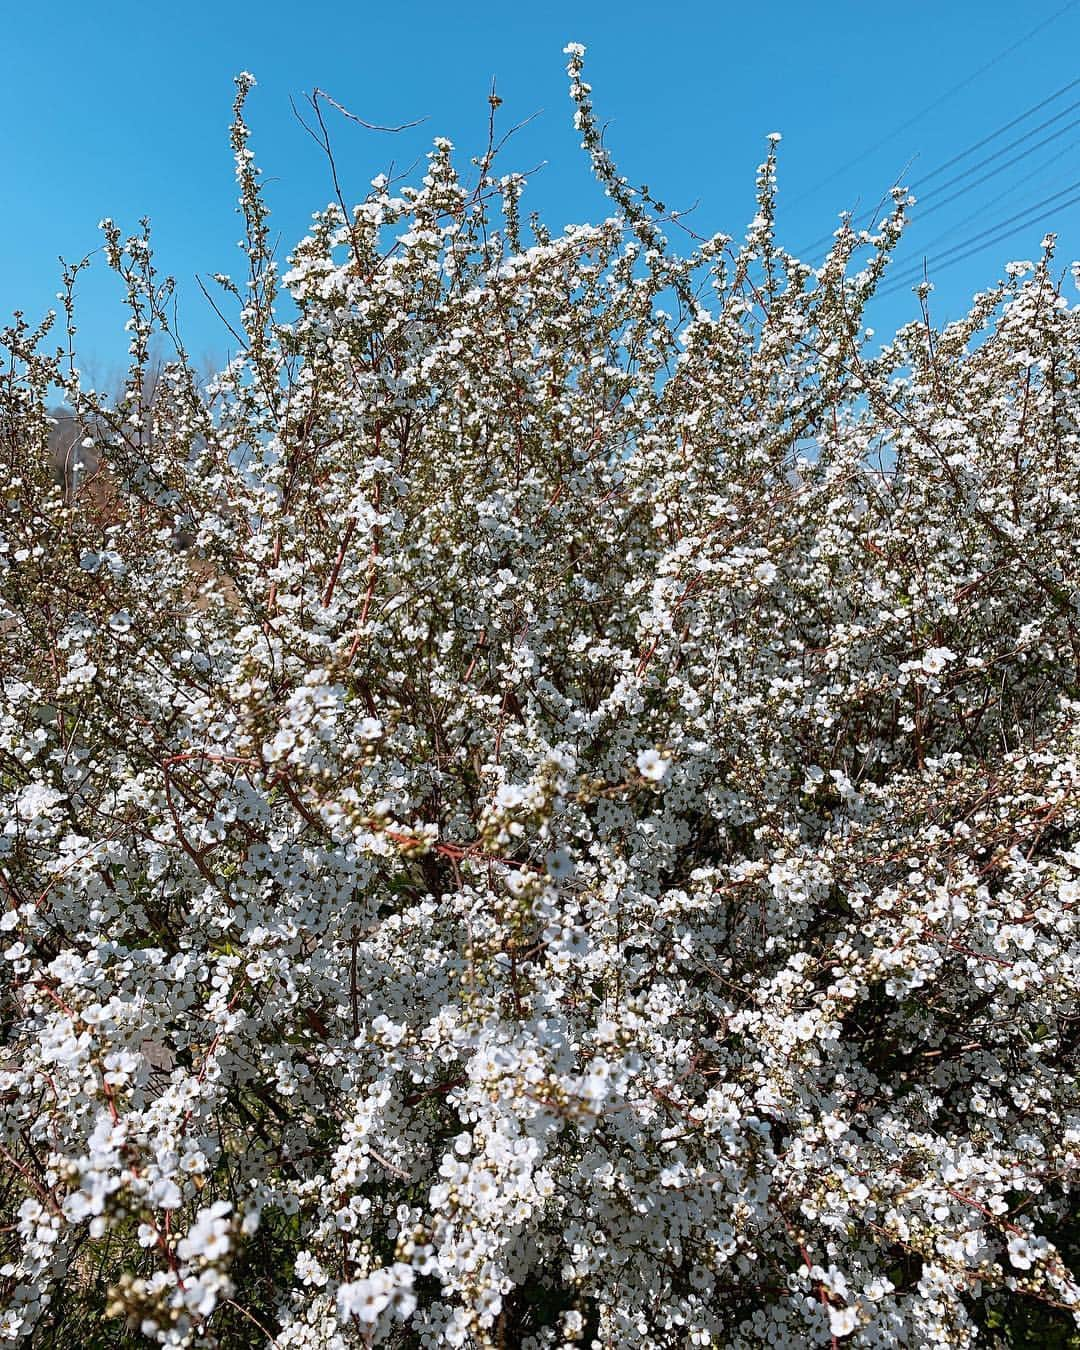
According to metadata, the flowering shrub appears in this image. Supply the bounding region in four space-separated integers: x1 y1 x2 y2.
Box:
1 44 1079 1350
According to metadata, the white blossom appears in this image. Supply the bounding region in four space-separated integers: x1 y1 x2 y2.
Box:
0 43 1076 1350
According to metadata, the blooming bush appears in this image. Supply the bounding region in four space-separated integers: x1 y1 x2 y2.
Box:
1 44 1079 1349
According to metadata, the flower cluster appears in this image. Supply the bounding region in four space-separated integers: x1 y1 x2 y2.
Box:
0 45 1078 1350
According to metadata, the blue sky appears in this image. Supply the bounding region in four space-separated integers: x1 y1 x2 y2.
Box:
3 0 1078 383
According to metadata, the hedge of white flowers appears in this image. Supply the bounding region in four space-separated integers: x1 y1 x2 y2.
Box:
1 44 1078 1349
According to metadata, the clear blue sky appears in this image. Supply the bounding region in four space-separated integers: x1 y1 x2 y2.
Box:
3 0 1078 383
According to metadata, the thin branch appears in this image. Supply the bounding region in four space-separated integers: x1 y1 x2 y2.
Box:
311 87 428 135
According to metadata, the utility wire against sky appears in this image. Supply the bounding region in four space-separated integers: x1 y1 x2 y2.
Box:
913 75 1079 190
899 115 1080 224
878 183 1080 296
886 135 1080 266
886 178 1080 283
786 0 1079 212
797 79 1080 255
902 106 1080 207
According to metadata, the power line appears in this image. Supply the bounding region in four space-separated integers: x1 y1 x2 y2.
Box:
884 178 1080 287
796 78 1080 255
914 74 1079 189
889 135 1080 264
786 0 1080 211
907 113 1080 225
913 98 1080 205
799 112 1080 258
878 185 1080 297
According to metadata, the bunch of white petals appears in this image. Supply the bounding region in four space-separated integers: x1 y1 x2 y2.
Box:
0 45 1078 1350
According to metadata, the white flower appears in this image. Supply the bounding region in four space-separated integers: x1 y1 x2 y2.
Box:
828 1304 860 1338
263 728 297 763
635 748 668 782
561 1308 585 1337
16 783 64 820
177 1201 232 1263
753 560 778 585
494 783 525 810
545 847 575 881
505 868 530 897
802 764 825 793
294 1250 327 1286
338 1276 390 1323
920 646 957 675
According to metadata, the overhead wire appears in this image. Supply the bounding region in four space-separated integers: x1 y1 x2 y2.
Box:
895 110 1080 233
908 99 1080 206
878 183 1080 297
913 74 1079 189
796 78 1080 256
886 134 1080 264
786 0 1079 210
884 178 1080 286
